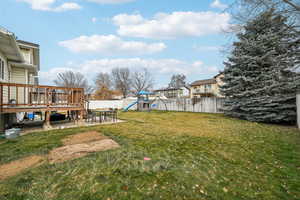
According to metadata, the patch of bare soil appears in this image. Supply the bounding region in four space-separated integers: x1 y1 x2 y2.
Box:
0 131 120 180
48 139 120 163
62 131 108 145
0 155 44 180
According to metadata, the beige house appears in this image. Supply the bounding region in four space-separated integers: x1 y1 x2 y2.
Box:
0 27 40 130
0 29 39 85
190 73 224 98
0 27 85 133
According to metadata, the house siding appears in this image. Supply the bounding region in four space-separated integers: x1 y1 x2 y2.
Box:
0 51 9 132
190 74 224 98
20 48 33 65
190 83 219 98
0 51 9 104
10 67 27 104
155 87 190 99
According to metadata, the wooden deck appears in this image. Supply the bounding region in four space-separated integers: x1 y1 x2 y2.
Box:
0 82 85 113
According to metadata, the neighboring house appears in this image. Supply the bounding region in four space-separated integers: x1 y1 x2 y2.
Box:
154 86 190 99
190 73 224 98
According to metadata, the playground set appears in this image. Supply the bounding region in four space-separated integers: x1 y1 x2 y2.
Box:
123 91 168 112
123 91 153 112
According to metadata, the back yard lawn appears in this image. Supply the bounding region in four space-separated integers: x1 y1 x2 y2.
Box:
0 111 299 200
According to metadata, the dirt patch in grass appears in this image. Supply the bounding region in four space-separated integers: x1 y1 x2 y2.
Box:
0 155 44 181
48 139 120 163
0 131 120 180
62 131 108 145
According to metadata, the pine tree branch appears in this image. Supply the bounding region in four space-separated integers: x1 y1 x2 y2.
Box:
281 0 300 11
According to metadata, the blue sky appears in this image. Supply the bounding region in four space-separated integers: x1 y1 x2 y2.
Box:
0 0 234 88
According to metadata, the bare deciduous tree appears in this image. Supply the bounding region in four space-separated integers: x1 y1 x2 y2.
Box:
54 71 93 94
111 67 131 98
94 72 116 100
131 68 154 95
230 0 300 25
95 72 112 90
168 74 187 88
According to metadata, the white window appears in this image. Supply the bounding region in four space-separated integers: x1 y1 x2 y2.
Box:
0 58 4 80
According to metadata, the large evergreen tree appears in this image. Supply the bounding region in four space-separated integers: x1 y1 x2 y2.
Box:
221 9 300 123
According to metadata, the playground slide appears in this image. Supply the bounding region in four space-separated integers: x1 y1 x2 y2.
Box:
123 101 138 111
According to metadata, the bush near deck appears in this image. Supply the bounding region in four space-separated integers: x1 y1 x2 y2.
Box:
0 111 299 200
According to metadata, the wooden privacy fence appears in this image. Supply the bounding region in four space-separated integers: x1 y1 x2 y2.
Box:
0 82 85 113
151 97 225 113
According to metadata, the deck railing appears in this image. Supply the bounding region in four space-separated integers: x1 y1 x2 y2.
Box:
0 82 85 112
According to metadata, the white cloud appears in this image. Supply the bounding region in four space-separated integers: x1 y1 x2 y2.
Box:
92 17 97 23
54 2 81 12
210 0 228 10
112 11 231 39
18 0 81 12
18 0 54 10
86 0 135 4
193 45 221 52
113 14 144 25
59 34 166 55
39 58 219 85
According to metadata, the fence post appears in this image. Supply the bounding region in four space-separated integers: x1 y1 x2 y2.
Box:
297 92 300 129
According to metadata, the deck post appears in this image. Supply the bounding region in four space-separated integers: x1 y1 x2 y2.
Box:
67 110 71 121
0 114 5 134
43 111 52 130
76 110 85 126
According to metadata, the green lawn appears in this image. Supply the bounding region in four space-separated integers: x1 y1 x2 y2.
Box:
0 111 300 200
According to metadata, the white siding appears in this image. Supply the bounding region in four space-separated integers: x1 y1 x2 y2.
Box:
0 51 9 104
11 67 26 83
0 51 9 82
28 73 35 84
10 67 26 104
20 48 33 64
